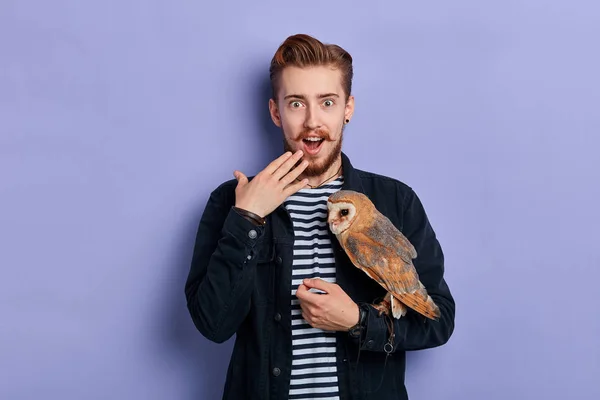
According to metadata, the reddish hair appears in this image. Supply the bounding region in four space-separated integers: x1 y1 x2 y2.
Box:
269 34 353 101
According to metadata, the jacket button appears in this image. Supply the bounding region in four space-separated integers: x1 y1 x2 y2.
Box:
274 313 281 322
276 256 282 264
272 367 281 376
366 340 375 349
248 230 257 239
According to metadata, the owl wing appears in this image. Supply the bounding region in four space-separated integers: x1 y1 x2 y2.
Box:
344 213 439 319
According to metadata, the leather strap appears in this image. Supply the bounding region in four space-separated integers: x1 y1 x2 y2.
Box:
232 206 266 226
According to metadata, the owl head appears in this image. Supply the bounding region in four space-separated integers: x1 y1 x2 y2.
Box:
327 190 374 235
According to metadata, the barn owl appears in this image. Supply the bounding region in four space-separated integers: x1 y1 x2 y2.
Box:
327 190 440 320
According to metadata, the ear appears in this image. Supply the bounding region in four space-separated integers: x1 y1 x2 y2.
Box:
344 95 355 122
269 98 282 128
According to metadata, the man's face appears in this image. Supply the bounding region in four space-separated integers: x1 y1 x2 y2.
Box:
269 65 354 177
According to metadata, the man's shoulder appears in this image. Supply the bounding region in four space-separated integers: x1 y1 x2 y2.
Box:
212 178 239 194
353 167 427 226
354 167 413 196
206 178 239 208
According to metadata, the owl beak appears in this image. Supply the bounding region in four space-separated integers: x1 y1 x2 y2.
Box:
327 215 338 232
326 204 337 231
327 212 335 224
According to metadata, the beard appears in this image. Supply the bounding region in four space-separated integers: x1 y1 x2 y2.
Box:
283 125 344 177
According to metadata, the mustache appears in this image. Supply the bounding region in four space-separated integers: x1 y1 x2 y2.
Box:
300 128 331 140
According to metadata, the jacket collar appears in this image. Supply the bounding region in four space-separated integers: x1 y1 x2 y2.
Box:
340 151 365 193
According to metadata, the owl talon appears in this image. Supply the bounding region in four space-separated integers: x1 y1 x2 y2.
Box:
372 301 391 318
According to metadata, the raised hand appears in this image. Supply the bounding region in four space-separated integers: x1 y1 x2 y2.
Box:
233 150 309 218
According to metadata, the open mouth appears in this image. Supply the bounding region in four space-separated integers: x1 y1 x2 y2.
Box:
302 137 325 155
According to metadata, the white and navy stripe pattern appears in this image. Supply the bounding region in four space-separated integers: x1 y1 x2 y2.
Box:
284 176 344 400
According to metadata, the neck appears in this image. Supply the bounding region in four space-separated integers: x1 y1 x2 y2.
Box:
301 156 343 188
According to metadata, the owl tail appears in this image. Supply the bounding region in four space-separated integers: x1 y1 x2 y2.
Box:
395 284 441 320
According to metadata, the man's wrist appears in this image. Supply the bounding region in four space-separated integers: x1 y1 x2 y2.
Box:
348 303 368 338
232 206 266 226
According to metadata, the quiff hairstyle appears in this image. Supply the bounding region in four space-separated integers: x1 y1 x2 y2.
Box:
269 34 354 101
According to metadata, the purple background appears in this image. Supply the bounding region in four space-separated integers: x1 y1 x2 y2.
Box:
1 1 599 399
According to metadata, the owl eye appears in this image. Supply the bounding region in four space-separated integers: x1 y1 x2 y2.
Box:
340 209 349 216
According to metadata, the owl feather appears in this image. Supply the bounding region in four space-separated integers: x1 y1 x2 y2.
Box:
327 190 440 320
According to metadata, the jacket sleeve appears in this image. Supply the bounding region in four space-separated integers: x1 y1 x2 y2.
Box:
356 187 455 353
184 183 266 343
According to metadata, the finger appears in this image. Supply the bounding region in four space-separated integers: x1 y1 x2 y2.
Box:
263 151 294 175
295 284 308 300
301 306 318 320
272 150 304 180
279 159 309 187
301 311 312 325
282 177 310 198
233 170 248 187
295 285 320 304
303 278 332 293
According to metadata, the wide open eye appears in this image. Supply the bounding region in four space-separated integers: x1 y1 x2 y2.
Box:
340 209 349 216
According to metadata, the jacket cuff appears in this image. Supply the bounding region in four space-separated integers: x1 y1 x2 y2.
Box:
222 207 265 249
357 305 409 352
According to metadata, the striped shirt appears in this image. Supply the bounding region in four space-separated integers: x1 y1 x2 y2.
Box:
284 176 344 400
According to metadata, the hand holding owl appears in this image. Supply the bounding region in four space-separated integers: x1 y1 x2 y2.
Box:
233 150 309 217
327 190 441 321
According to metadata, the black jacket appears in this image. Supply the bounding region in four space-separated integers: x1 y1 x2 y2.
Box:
185 152 455 399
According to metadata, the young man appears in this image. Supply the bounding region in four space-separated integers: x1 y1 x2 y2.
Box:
185 34 455 400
